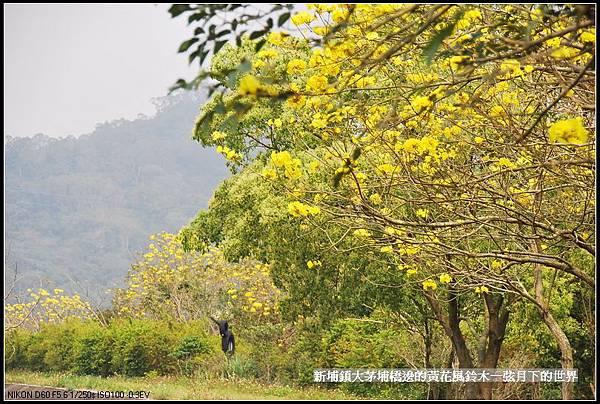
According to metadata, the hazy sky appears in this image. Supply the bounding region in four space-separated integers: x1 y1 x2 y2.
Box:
4 4 195 138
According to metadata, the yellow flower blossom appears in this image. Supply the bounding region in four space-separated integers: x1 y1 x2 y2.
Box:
287 59 307 75
490 105 506 117
475 286 489 294
422 279 438 291
448 55 469 70
291 11 315 26
271 151 293 167
366 31 379 40
369 193 382 205
331 8 349 23
267 31 288 45
580 28 596 43
548 117 588 144
353 228 372 238
380 245 394 254
267 118 283 129
211 131 226 141
411 95 433 112
239 75 261 96
551 46 579 59
288 201 320 217
262 168 277 180
306 74 329 92
415 209 429 219
307 260 322 268
256 49 279 59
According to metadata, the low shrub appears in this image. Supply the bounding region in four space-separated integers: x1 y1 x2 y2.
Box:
73 325 114 376
5 318 217 378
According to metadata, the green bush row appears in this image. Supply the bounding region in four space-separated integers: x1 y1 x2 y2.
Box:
5 319 215 377
5 317 425 398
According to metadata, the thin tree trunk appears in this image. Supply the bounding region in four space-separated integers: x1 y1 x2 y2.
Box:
479 294 511 400
532 241 574 400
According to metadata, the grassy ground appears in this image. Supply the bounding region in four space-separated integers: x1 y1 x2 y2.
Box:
5 370 357 400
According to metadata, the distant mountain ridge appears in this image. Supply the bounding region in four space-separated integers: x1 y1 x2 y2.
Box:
4 92 228 300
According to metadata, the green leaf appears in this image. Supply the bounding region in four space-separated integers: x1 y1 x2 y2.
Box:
215 29 230 39
194 111 214 140
178 38 199 53
278 12 291 27
232 101 251 113
188 11 207 24
254 38 267 52
199 50 210 65
332 172 344 189
214 102 226 114
214 40 228 54
249 30 266 40
168 4 192 18
239 58 252 74
422 10 464 65
188 50 200 64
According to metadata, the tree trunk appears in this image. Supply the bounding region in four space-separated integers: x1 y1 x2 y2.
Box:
543 310 574 400
425 286 513 400
532 240 574 400
425 289 482 399
478 294 511 399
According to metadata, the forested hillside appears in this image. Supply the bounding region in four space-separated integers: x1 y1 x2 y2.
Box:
5 93 228 294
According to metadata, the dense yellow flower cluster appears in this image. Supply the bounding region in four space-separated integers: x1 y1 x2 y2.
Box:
287 59 307 75
216 145 242 162
211 131 226 141
115 233 280 321
239 75 262 96
415 209 429 219
548 117 589 144
291 11 315 26
267 31 288 46
579 28 595 43
305 74 329 93
380 245 394 254
353 228 372 238
262 167 277 180
288 201 321 217
475 286 489 294
271 151 303 179
411 96 433 113
307 260 322 268
6 288 94 330
422 279 438 291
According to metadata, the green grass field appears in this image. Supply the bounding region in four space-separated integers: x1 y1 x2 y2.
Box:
5 370 357 400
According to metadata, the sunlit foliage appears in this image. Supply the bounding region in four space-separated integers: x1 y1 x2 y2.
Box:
113 232 281 324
